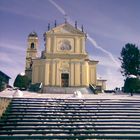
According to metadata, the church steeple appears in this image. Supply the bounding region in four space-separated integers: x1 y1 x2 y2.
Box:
25 32 39 79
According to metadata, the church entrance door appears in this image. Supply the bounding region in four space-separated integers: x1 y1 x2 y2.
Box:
61 73 69 87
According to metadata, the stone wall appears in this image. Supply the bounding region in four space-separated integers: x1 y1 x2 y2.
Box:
0 97 11 117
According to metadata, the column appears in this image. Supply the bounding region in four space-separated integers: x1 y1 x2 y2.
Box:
44 62 50 86
70 62 74 86
75 62 80 86
32 66 39 84
80 63 82 86
81 37 85 53
75 37 79 53
53 37 56 53
52 61 56 86
47 37 51 53
56 61 60 86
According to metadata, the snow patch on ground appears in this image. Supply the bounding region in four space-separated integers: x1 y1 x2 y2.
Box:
73 90 82 98
0 88 140 100
13 90 23 97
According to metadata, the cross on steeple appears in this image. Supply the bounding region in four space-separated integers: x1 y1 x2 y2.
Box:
64 14 68 24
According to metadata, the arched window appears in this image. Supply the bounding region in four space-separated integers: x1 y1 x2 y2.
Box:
31 43 35 49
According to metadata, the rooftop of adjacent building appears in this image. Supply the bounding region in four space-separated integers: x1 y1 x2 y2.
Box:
0 71 11 79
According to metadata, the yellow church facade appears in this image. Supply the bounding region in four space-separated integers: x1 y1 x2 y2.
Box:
25 22 106 90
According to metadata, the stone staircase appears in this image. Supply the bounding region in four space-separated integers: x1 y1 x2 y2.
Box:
1 98 140 139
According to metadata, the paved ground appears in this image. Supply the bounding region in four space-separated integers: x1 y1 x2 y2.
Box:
0 88 139 100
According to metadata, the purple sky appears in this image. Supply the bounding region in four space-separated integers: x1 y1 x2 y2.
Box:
0 0 140 89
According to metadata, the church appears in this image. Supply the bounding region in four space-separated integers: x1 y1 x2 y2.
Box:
25 21 106 92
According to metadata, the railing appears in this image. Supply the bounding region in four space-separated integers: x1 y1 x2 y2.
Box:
89 84 96 94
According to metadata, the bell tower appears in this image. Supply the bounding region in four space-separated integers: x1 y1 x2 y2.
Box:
25 32 38 80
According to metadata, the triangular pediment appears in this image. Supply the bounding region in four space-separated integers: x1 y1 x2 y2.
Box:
47 23 85 35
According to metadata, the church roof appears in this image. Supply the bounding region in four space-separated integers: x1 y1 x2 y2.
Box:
0 71 11 79
28 32 38 37
46 22 85 35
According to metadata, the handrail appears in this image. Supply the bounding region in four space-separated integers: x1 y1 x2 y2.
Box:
89 84 96 94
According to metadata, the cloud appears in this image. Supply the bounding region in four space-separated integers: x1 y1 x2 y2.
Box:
0 42 25 52
96 64 123 89
0 52 14 63
89 54 123 89
102 69 124 90
0 42 25 64
0 42 25 86
89 55 120 69
87 13 140 45
0 1 49 21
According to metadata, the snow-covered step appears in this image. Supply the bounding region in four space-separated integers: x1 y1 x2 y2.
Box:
1 98 140 139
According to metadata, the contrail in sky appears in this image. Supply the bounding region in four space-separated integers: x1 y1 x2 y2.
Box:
48 0 66 15
48 0 120 68
87 34 120 67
